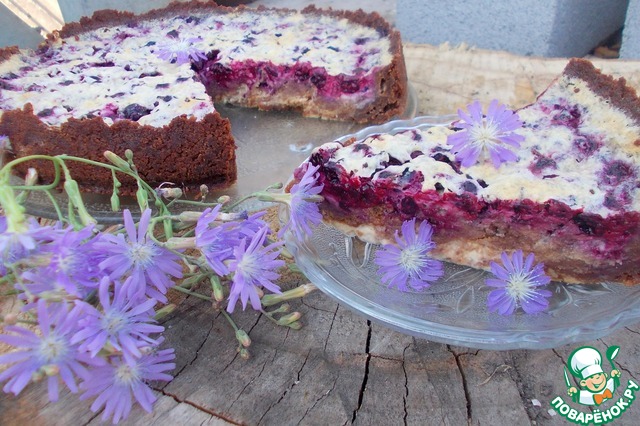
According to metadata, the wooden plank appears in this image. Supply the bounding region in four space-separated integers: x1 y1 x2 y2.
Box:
404 42 640 116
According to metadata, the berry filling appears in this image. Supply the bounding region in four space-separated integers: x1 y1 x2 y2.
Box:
192 56 376 99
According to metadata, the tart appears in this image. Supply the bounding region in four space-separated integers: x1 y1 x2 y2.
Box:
0 1 407 193
292 58 640 285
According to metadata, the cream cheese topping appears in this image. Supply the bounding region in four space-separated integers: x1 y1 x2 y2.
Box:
314 76 640 217
0 8 392 127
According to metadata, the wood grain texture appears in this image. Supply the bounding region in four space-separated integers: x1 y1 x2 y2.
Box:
2 44 640 425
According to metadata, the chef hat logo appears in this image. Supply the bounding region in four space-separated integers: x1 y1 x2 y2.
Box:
568 346 604 380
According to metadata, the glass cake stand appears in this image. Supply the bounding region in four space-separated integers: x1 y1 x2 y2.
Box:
9 86 418 223
280 117 640 350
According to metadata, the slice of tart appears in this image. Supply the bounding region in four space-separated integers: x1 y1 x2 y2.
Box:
291 58 640 285
0 1 407 193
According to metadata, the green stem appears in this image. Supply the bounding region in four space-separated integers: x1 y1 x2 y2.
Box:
169 285 212 301
220 310 240 332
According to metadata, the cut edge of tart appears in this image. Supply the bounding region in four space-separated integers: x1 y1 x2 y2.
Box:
288 58 640 286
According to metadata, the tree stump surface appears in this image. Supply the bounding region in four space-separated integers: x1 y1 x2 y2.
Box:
2 44 640 425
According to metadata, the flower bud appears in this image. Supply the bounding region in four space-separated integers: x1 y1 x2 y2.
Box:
154 304 176 320
235 329 251 348
124 149 134 163
239 348 250 360
42 364 60 377
177 273 202 289
31 370 45 383
177 211 202 223
104 151 132 172
217 195 230 205
218 211 249 222
1 313 18 325
165 236 196 250
63 178 97 225
277 312 302 326
24 168 38 186
156 186 183 199
287 321 302 330
210 276 224 302
261 284 317 306
196 184 209 201
0 135 10 151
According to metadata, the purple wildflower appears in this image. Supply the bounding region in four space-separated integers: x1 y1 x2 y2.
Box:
0 216 56 276
195 207 268 276
79 348 175 424
155 36 207 65
72 277 163 362
447 100 525 168
227 226 285 313
486 250 552 315
39 225 102 297
279 163 324 240
374 219 444 291
0 300 103 402
98 209 183 304
195 206 237 276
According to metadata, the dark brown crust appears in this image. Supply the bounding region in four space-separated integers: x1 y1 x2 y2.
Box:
0 104 236 194
0 46 20 62
564 58 640 126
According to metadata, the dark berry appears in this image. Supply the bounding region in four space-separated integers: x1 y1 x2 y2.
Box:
352 143 372 155
387 156 403 166
551 104 581 128
166 30 180 39
572 213 603 236
0 80 17 90
122 103 151 121
400 197 418 215
461 181 477 194
531 156 556 172
339 76 360 94
309 68 327 89
89 61 114 67
209 63 233 86
37 108 54 117
410 150 423 159
294 67 310 82
602 160 634 185
432 152 462 174
139 71 161 78
434 182 445 193
573 135 600 157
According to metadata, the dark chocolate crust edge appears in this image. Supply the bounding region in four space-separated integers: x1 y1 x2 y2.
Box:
564 58 640 126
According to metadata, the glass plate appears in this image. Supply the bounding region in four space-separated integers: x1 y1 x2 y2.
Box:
281 116 640 350
9 85 418 223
